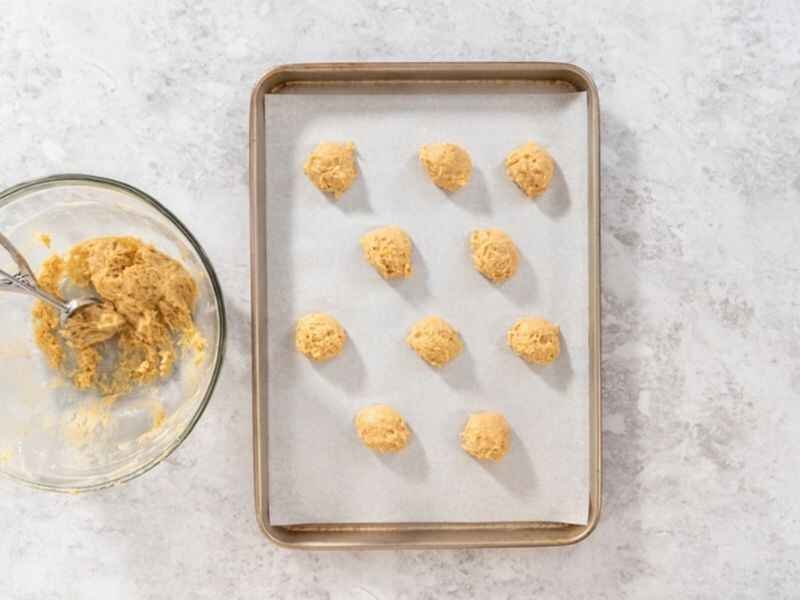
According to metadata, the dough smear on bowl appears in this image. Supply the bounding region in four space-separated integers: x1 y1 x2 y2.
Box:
469 228 519 283
354 404 411 453
303 141 358 199
461 411 511 462
406 315 463 367
505 141 555 198
295 312 347 362
31 236 206 395
359 226 413 280
507 316 560 365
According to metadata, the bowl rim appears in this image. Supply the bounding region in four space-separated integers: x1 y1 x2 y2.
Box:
0 173 227 493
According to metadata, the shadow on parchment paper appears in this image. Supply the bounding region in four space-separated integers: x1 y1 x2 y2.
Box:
377 430 429 482
440 341 480 392
525 333 574 392
478 430 536 496
496 249 537 306
491 156 571 219
388 238 430 304
332 156 372 214
536 161 570 219
311 334 366 394
451 166 492 215
408 153 492 215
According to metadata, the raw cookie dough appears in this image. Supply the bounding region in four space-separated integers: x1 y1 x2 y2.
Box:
32 237 206 394
359 226 413 280
507 317 561 365
35 232 52 248
419 143 472 192
460 411 511 462
295 312 347 362
469 228 520 283
406 316 463 368
354 404 411 453
505 141 555 198
303 141 358 199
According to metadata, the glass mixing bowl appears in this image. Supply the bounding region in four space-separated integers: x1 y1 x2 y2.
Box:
0 175 225 492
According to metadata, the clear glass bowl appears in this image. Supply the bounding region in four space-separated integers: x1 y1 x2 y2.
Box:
0 175 225 492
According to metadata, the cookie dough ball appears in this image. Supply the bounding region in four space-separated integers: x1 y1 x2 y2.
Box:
461 412 511 462
355 404 411 453
359 226 413 280
507 317 560 365
295 313 347 362
505 142 555 198
303 141 358 199
406 316 463 368
419 143 472 192
469 228 519 283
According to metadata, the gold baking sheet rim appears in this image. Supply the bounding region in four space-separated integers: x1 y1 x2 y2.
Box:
249 62 601 549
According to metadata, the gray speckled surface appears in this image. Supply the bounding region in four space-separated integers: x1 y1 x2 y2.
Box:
1 1 798 598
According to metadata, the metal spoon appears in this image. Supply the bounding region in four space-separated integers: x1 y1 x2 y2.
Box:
0 232 101 324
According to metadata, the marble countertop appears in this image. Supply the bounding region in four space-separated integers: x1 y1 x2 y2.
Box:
2 1 798 598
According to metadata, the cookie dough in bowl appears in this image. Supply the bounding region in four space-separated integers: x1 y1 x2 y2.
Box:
0 175 224 493
419 143 473 192
505 141 555 198
303 141 358 199
461 412 511 462
507 316 561 365
354 404 411 453
32 236 206 395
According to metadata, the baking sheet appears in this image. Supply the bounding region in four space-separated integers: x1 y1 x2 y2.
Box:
265 90 589 525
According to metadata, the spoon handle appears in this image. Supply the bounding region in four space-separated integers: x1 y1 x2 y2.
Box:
0 232 71 317
0 232 35 279
0 265 71 315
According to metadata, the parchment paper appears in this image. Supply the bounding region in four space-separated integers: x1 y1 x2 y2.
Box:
265 90 589 525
